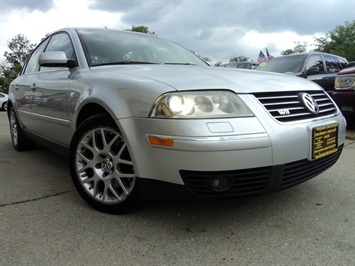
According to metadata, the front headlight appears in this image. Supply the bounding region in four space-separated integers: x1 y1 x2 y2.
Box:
335 75 355 90
149 91 254 118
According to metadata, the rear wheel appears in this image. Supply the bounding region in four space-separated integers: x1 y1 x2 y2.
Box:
69 114 142 214
2 102 7 111
9 107 36 151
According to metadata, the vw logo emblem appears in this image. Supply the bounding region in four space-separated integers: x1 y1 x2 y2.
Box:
300 93 319 115
101 158 112 173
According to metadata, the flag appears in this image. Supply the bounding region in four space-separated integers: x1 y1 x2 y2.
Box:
257 51 266 63
266 48 274 60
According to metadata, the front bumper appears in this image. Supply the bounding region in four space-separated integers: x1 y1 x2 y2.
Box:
332 91 355 118
118 112 346 185
135 144 343 201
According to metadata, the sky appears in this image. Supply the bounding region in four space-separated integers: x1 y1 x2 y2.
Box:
0 0 355 64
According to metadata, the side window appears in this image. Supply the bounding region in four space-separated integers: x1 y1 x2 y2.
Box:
40 33 75 72
306 55 324 73
337 57 348 69
23 39 49 74
324 55 341 73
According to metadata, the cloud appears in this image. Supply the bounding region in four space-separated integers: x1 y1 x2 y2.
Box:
0 0 124 54
85 0 355 62
1 0 354 64
88 0 354 34
0 0 54 12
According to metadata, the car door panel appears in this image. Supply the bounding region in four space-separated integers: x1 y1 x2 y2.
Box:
29 69 71 144
11 75 34 128
27 32 77 145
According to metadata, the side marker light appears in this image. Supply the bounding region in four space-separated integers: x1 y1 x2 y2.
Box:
147 136 174 147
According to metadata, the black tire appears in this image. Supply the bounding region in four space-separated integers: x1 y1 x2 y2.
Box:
69 113 142 214
9 107 36 151
2 102 7 111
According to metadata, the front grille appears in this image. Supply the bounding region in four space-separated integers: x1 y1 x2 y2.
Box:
180 166 271 196
280 144 343 188
253 91 337 122
180 145 343 197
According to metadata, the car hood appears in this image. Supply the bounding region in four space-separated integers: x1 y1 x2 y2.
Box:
338 66 355 75
90 65 322 93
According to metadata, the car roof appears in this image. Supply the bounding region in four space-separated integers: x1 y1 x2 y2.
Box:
270 52 347 61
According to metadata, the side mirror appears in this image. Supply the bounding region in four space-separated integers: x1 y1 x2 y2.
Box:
39 51 77 68
306 66 320 76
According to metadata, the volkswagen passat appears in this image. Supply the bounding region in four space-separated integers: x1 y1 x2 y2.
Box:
7 28 346 213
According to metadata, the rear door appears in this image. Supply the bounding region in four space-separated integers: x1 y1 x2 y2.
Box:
322 55 342 94
304 54 328 90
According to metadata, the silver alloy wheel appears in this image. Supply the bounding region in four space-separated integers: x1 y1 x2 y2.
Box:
10 110 19 146
75 127 135 204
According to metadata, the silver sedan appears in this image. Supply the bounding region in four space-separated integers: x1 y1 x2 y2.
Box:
7 28 346 213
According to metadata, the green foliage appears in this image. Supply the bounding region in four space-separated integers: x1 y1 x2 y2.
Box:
313 20 355 61
229 56 249 62
127 25 156 35
281 42 308 55
281 49 295 55
0 34 36 93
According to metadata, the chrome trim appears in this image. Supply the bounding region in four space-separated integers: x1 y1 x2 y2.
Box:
146 132 270 151
18 109 70 126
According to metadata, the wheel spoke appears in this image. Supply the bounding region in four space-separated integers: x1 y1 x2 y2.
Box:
80 141 94 153
91 130 98 151
75 126 136 205
108 183 122 200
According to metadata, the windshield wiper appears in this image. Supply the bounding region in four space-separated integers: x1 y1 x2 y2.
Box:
93 61 157 66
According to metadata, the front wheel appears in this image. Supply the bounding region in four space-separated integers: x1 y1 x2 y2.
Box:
69 114 142 214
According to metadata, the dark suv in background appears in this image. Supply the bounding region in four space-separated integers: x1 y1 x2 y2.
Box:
332 66 355 127
254 52 348 94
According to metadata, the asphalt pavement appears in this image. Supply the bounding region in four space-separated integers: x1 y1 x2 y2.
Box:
0 111 354 266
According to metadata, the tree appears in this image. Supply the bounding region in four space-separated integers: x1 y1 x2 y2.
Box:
280 49 295 55
0 34 36 92
281 42 308 55
126 25 156 35
229 56 249 62
313 20 355 61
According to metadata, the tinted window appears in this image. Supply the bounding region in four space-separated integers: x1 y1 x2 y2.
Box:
45 33 74 58
23 39 49 74
324 55 341 73
254 55 306 74
78 29 206 66
41 33 75 72
337 57 348 69
306 55 324 73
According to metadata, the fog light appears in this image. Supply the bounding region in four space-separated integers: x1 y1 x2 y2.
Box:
211 176 233 192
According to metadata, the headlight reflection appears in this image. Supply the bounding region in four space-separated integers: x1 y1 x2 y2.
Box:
150 91 254 118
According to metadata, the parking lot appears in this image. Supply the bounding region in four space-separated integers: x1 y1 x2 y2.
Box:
0 111 354 266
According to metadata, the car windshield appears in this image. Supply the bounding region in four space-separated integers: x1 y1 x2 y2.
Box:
255 55 307 74
77 29 207 67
